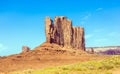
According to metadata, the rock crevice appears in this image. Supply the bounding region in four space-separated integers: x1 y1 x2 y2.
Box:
45 16 85 51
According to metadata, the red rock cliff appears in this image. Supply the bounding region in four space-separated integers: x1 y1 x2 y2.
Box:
45 16 85 51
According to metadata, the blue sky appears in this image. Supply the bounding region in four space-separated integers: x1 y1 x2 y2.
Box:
0 0 120 56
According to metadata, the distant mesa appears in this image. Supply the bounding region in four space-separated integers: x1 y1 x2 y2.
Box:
86 46 120 54
45 16 85 51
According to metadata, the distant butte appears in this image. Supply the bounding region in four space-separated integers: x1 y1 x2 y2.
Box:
45 16 85 51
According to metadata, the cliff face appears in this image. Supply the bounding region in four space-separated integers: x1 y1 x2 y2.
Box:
45 16 85 51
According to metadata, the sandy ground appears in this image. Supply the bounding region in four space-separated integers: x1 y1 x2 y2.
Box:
0 43 110 73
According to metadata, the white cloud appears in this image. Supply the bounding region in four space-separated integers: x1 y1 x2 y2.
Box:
85 34 93 39
82 13 91 20
96 8 103 11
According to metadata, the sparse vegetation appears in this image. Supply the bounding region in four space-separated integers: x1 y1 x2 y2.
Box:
10 55 120 74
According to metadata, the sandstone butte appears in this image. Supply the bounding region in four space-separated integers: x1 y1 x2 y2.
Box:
0 16 109 73
45 16 85 51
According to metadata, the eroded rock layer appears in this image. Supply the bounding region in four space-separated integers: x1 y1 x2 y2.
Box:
45 16 85 50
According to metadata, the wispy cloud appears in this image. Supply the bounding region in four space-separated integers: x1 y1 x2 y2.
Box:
82 13 91 20
80 13 91 25
0 43 7 52
80 7 102 25
85 34 93 39
96 8 103 11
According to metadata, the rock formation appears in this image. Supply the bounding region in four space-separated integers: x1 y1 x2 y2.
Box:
45 16 85 51
86 46 120 53
22 46 30 53
86 48 94 54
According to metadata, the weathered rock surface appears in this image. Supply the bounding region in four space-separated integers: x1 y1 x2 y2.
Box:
45 16 85 50
22 46 30 53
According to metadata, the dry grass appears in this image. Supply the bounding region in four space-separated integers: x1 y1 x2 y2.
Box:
10 55 120 74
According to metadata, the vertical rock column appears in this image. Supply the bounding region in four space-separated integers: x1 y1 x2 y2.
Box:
80 27 85 50
54 16 72 47
45 16 85 51
45 17 53 43
72 27 85 50
77 27 81 49
72 27 77 48
63 19 72 47
54 16 64 45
